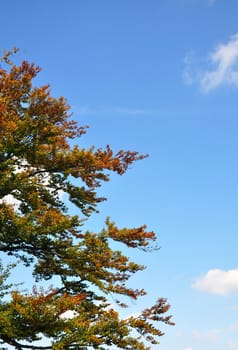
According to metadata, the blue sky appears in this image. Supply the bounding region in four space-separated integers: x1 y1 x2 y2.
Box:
1 0 238 349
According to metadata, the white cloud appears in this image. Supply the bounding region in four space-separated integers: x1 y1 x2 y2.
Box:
201 34 238 92
192 268 238 295
184 348 193 350
183 33 238 92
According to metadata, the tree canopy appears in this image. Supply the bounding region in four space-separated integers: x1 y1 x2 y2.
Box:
0 49 174 350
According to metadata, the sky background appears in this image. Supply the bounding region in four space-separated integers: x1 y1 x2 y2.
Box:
1 0 238 349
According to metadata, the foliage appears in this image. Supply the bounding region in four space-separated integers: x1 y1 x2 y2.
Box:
0 49 174 350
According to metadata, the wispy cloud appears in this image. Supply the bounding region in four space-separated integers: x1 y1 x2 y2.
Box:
227 340 237 349
229 322 238 332
187 324 238 350
76 105 157 117
201 34 238 92
183 33 238 92
182 51 196 86
208 0 217 6
192 268 238 295
192 328 221 342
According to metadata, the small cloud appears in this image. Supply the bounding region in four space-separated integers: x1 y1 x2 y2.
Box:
192 268 238 295
183 33 238 92
184 348 193 350
201 34 238 92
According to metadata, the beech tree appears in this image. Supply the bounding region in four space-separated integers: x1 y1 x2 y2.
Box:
0 49 174 350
